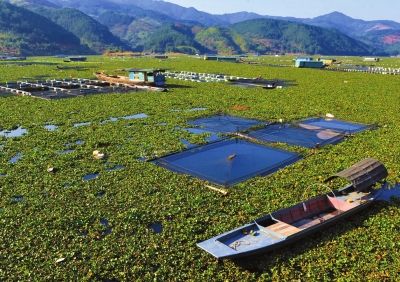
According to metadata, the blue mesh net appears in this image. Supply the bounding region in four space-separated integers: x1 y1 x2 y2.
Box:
153 139 301 186
299 118 369 134
188 115 264 133
248 124 345 148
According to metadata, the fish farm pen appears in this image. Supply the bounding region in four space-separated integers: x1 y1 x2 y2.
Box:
165 70 239 82
326 65 400 75
0 79 146 99
165 71 281 88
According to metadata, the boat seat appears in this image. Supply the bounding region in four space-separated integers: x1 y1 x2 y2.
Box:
266 221 301 237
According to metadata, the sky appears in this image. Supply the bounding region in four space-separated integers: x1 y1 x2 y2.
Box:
164 0 400 22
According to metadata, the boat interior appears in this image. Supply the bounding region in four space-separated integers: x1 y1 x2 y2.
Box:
217 186 373 252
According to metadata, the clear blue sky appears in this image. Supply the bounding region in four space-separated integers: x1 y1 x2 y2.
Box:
164 0 400 22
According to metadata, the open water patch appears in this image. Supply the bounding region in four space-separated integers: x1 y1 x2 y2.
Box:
58 149 75 155
180 139 196 149
44 124 58 131
0 127 27 138
188 115 264 134
149 222 163 234
96 190 106 198
73 122 91 128
11 195 24 204
100 218 112 236
376 184 400 202
121 113 148 120
184 128 221 143
187 107 208 112
105 164 125 172
9 153 23 164
83 173 99 181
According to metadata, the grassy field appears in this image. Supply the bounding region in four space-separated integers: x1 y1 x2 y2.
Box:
1 55 400 281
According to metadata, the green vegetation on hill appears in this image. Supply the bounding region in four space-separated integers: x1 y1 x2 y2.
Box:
31 7 129 53
195 27 245 55
0 1 88 55
233 19 371 55
144 24 205 54
2 0 394 56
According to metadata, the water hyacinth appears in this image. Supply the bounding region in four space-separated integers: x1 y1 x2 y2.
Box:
0 55 400 280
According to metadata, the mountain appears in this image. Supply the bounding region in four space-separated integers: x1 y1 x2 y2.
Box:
305 12 400 38
97 11 204 53
98 0 226 26
2 0 397 55
194 27 247 54
8 0 129 53
0 1 89 55
232 19 370 55
303 12 400 55
30 7 129 53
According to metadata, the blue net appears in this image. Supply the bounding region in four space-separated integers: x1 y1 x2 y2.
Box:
248 124 344 148
188 115 264 134
153 139 301 187
299 118 369 134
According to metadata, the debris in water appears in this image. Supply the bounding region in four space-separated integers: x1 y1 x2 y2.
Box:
227 154 237 160
55 257 65 263
93 150 106 160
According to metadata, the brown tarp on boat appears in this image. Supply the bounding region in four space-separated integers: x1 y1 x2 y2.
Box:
325 158 388 191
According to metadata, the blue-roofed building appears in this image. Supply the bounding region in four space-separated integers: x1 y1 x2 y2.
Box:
295 57 324 68
128 69 166 87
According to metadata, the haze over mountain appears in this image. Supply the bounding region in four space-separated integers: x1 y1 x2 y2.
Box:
1 0 399 55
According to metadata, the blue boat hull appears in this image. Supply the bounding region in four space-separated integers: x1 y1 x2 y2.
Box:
197 187 377 260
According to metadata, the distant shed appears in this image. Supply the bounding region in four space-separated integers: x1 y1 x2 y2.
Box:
363 57 380 62
204 55 239 63
295 58 324 68
64 56 87 62
128 68 166 87
154 54 168 59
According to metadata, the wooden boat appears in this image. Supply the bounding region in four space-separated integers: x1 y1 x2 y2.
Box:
197 158 388 259
95 72 166 92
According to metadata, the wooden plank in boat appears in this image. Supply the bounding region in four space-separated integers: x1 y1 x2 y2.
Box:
266 222 301 237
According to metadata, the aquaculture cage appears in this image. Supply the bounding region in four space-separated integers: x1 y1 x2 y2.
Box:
153 139 301 187
247 123 344 148
298 118 369 134
188 115 264 134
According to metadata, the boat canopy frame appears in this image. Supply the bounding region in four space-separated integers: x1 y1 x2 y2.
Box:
325 158 388 192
